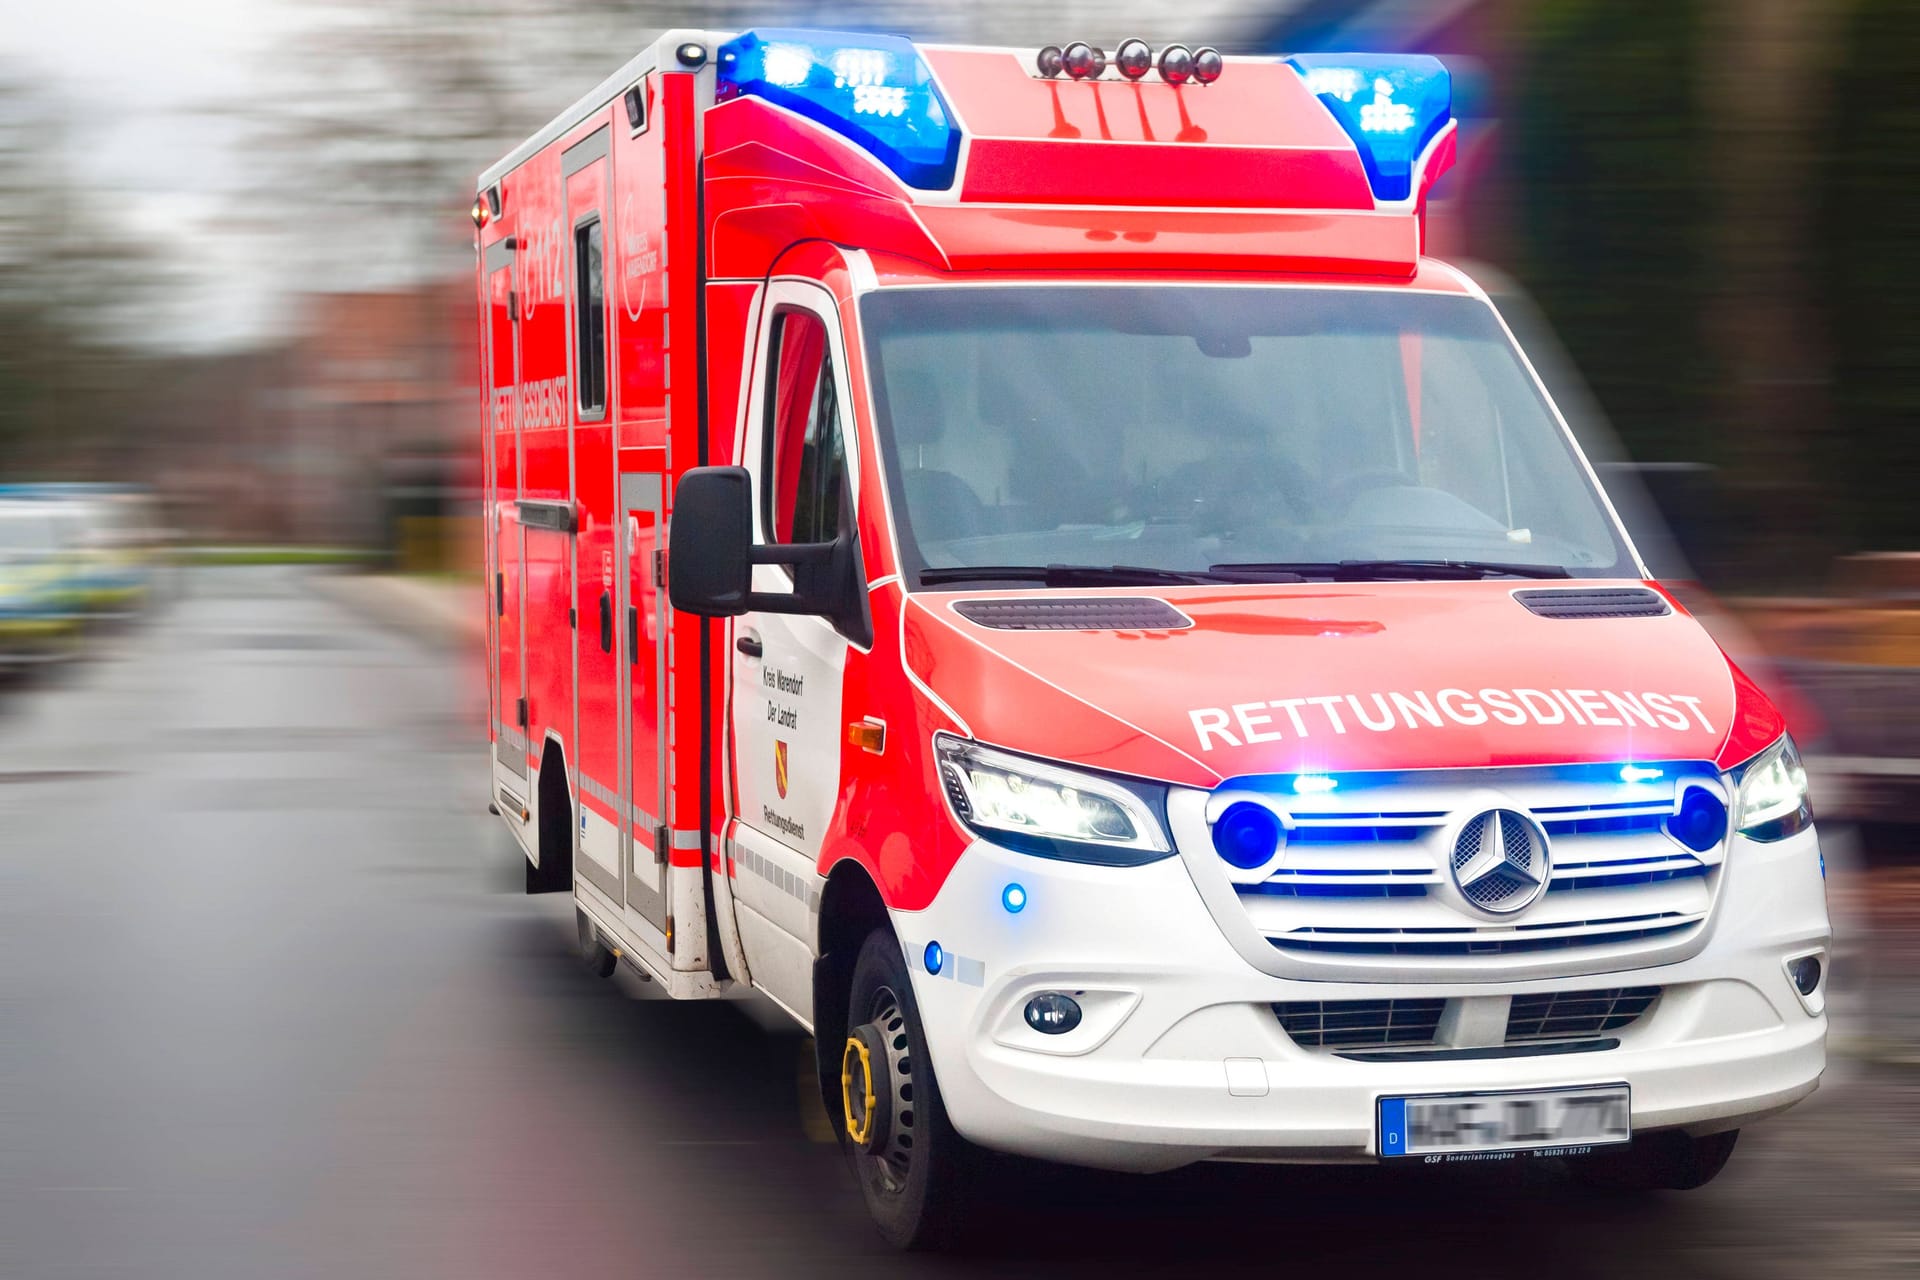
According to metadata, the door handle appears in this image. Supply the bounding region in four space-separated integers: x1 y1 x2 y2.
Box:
598 591 613 654
627 605 639 665
495 571 504 617
735 634 763 658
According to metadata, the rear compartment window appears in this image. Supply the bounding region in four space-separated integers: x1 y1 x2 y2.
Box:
860 286 1633 586
572 218 607 417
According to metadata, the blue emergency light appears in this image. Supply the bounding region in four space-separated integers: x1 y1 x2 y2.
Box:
1287 53 1452 203
716 29 962 191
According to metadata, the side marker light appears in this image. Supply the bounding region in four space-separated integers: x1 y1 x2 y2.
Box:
924 941 944 975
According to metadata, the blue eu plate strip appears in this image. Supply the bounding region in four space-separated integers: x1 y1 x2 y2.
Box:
1378 1097 1408 1157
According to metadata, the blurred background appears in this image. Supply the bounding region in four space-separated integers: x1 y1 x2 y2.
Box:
1 3 1915 1277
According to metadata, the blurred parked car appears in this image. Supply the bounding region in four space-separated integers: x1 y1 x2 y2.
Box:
0 484 156 620
0 499 85 667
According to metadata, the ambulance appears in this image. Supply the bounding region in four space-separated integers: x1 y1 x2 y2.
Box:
474 29 1829 1248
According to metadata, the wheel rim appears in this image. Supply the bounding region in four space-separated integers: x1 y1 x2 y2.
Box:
850 985 916 1194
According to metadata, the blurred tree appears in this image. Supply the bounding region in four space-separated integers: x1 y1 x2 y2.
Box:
1820 0 1920 551
1507 0 1851 584
1698 0 1843 576
0 66 179 478
1505 0 1714 468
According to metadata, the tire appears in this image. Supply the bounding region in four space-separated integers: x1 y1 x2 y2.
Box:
1570 1129 1739 1193
839 929 978 1250
575 910 618 979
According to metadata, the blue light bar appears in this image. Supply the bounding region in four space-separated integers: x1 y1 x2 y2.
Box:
716 29 961 191
1287 53 1451 202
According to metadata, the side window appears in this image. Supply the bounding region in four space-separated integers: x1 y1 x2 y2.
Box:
763 309 847 545
573 218 607 417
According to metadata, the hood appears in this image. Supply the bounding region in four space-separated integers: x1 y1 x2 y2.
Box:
902 580 1783 789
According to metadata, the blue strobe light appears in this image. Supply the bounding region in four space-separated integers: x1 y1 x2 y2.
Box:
1002 883 1027 914
1212 802 1284 870
1287 53 1452 202
1667 787 1729 853
716 29 962 190
923 940 944 975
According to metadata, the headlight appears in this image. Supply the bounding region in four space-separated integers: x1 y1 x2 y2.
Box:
1733 734 1813 842
934 734 1172 864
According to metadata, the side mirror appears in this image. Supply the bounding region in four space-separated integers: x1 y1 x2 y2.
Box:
666 467 872 646
667 467 753 616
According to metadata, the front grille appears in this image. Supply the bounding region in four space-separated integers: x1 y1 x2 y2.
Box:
1276 986 1662 1055
1273 914 1698 956
1506 986 1660 1042
1274 998 1444 1048
1209 763 1721 975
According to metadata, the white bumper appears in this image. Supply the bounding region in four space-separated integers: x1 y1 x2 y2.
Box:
893 826 1829 1173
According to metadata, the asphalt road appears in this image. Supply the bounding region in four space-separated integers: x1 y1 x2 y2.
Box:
3 566 1915 1279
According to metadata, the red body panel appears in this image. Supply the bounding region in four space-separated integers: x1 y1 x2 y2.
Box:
900 582 1781 789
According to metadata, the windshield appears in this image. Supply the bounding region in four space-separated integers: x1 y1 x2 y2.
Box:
860 286 1635 586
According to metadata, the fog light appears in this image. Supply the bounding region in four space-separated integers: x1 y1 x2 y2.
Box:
1213 801 1283 870
1023 992 1082 1035
1788 953 1822 996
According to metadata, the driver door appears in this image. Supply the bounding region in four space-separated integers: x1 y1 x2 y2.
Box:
726 287 859 1012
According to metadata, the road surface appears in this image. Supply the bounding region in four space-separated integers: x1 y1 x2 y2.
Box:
2 566 1914 1278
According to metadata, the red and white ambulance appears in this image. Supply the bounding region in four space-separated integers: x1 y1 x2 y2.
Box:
475 29 1829 1247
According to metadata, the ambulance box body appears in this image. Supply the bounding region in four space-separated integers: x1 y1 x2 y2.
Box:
475 31 1828 1247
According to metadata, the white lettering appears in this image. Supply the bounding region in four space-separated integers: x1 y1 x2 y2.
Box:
1185 688 1719 748
1348 693 1396 732
1568 689 1619 726
1604 691 1658 729
1514 689 1564 725
1642 692 1691 731
1306 695 1348 734
1233 702 1283 744
1272 698 1311 737
1191 708 1240 751
1389 690 1443 730
1671 694 1715 733
1436 688 1487 726
1479 688 1527 726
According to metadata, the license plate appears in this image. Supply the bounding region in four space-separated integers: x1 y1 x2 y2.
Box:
1378 1084 1630 1159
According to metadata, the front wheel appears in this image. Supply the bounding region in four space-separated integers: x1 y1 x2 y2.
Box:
1569 1128 1739 1192
839 929 979 1250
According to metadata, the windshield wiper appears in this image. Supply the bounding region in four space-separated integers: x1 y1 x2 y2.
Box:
918 563 1237 588
1209 559 1574 581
